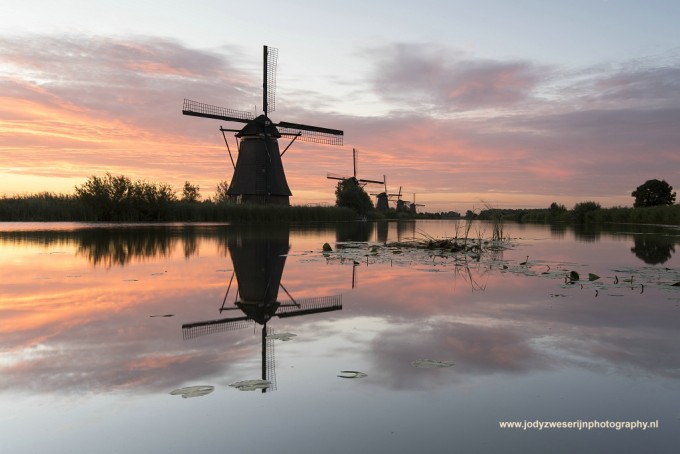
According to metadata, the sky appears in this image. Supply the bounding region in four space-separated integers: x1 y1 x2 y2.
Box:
1 0 679 213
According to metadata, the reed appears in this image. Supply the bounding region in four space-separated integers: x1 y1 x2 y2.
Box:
0 194 357 223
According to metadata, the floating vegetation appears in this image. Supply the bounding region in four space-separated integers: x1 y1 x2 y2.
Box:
229 379 271 391
323 234 513 270
321 231 680 300
123 279 139 282
170 385 215 398
322 242 333 252
266 332 297 341
150 314 174 318
411 359 455 369
337 371 368 378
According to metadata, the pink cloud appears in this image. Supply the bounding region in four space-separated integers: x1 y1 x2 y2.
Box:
367 43 547 112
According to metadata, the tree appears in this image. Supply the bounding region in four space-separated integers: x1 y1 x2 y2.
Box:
214 180 230 203
572 201 601 223
334 179 373 215
181 181 201 203
632 179 676 207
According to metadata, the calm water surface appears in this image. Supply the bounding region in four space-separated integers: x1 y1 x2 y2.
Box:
1 220 679 453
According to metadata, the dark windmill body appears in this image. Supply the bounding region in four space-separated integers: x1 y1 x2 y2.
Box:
394 187 408 212
371 176 401 211
183 46 343 205
409 193 425 214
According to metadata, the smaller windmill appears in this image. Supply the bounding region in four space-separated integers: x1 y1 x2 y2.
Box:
394 186 408 212
409 193 425 214
370 175 401 211
327 148 384 188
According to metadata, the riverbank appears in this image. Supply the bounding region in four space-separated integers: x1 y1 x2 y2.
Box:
0 193 357 223
476 204 680 226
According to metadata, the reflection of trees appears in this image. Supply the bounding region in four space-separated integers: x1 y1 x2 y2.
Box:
336 221 372 242
0 224 335 268
549 223 567 239
630 236 676 264
77 228 177 267
572 224 602 242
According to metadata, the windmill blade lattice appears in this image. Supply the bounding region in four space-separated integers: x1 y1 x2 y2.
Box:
277 122 343 145
264 46 278 115
182 317 254 340
182 99 254 123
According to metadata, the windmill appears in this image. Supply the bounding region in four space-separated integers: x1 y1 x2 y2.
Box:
182 45 343 205
370 175 401 211
182 226 342 392
327 148 384 188
409 193 425 214
394 186 408 212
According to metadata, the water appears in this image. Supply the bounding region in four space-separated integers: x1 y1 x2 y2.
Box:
1 220 679 453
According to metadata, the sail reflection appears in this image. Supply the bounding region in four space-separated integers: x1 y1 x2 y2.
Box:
182 225 342 392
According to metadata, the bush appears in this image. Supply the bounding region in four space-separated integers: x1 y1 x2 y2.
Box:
572 201 601 224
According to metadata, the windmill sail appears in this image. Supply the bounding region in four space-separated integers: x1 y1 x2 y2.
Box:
264 46 278 115
326 148 383 185
277 121 343 145
182 99 254 123
182 317 254 340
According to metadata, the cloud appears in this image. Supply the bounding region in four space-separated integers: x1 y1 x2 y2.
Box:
366 43 548 112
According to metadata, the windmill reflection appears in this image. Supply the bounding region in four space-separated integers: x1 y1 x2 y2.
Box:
182 226 342 392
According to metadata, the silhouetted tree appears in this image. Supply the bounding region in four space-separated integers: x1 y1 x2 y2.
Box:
214 180 230 203
75 173 177 221
572 201 601 223
334 179 373 215
632 179 676 207
182 181 201 203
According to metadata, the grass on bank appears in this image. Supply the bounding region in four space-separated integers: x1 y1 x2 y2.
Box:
0 192 357 223
476 203 680 225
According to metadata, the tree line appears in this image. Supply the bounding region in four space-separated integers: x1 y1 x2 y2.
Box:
472 179 677 225
0 173 355 223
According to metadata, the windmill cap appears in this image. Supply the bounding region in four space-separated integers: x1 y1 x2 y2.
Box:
236 114 281 138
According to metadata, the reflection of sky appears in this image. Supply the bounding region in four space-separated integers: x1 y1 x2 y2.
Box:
1 222 679 453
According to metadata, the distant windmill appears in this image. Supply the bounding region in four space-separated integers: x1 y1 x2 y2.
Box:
409 193 425 214
182 45 343 205
327 148 384 188
370 175 401 211
394 186 408 212
182 227 342 392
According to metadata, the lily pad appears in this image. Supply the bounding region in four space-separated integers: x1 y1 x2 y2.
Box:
569 271 580 281
337 370 368 378
322 243 333 252
588 273 601 281
229 379 271 391
170 385 215 398
411 359 455 369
